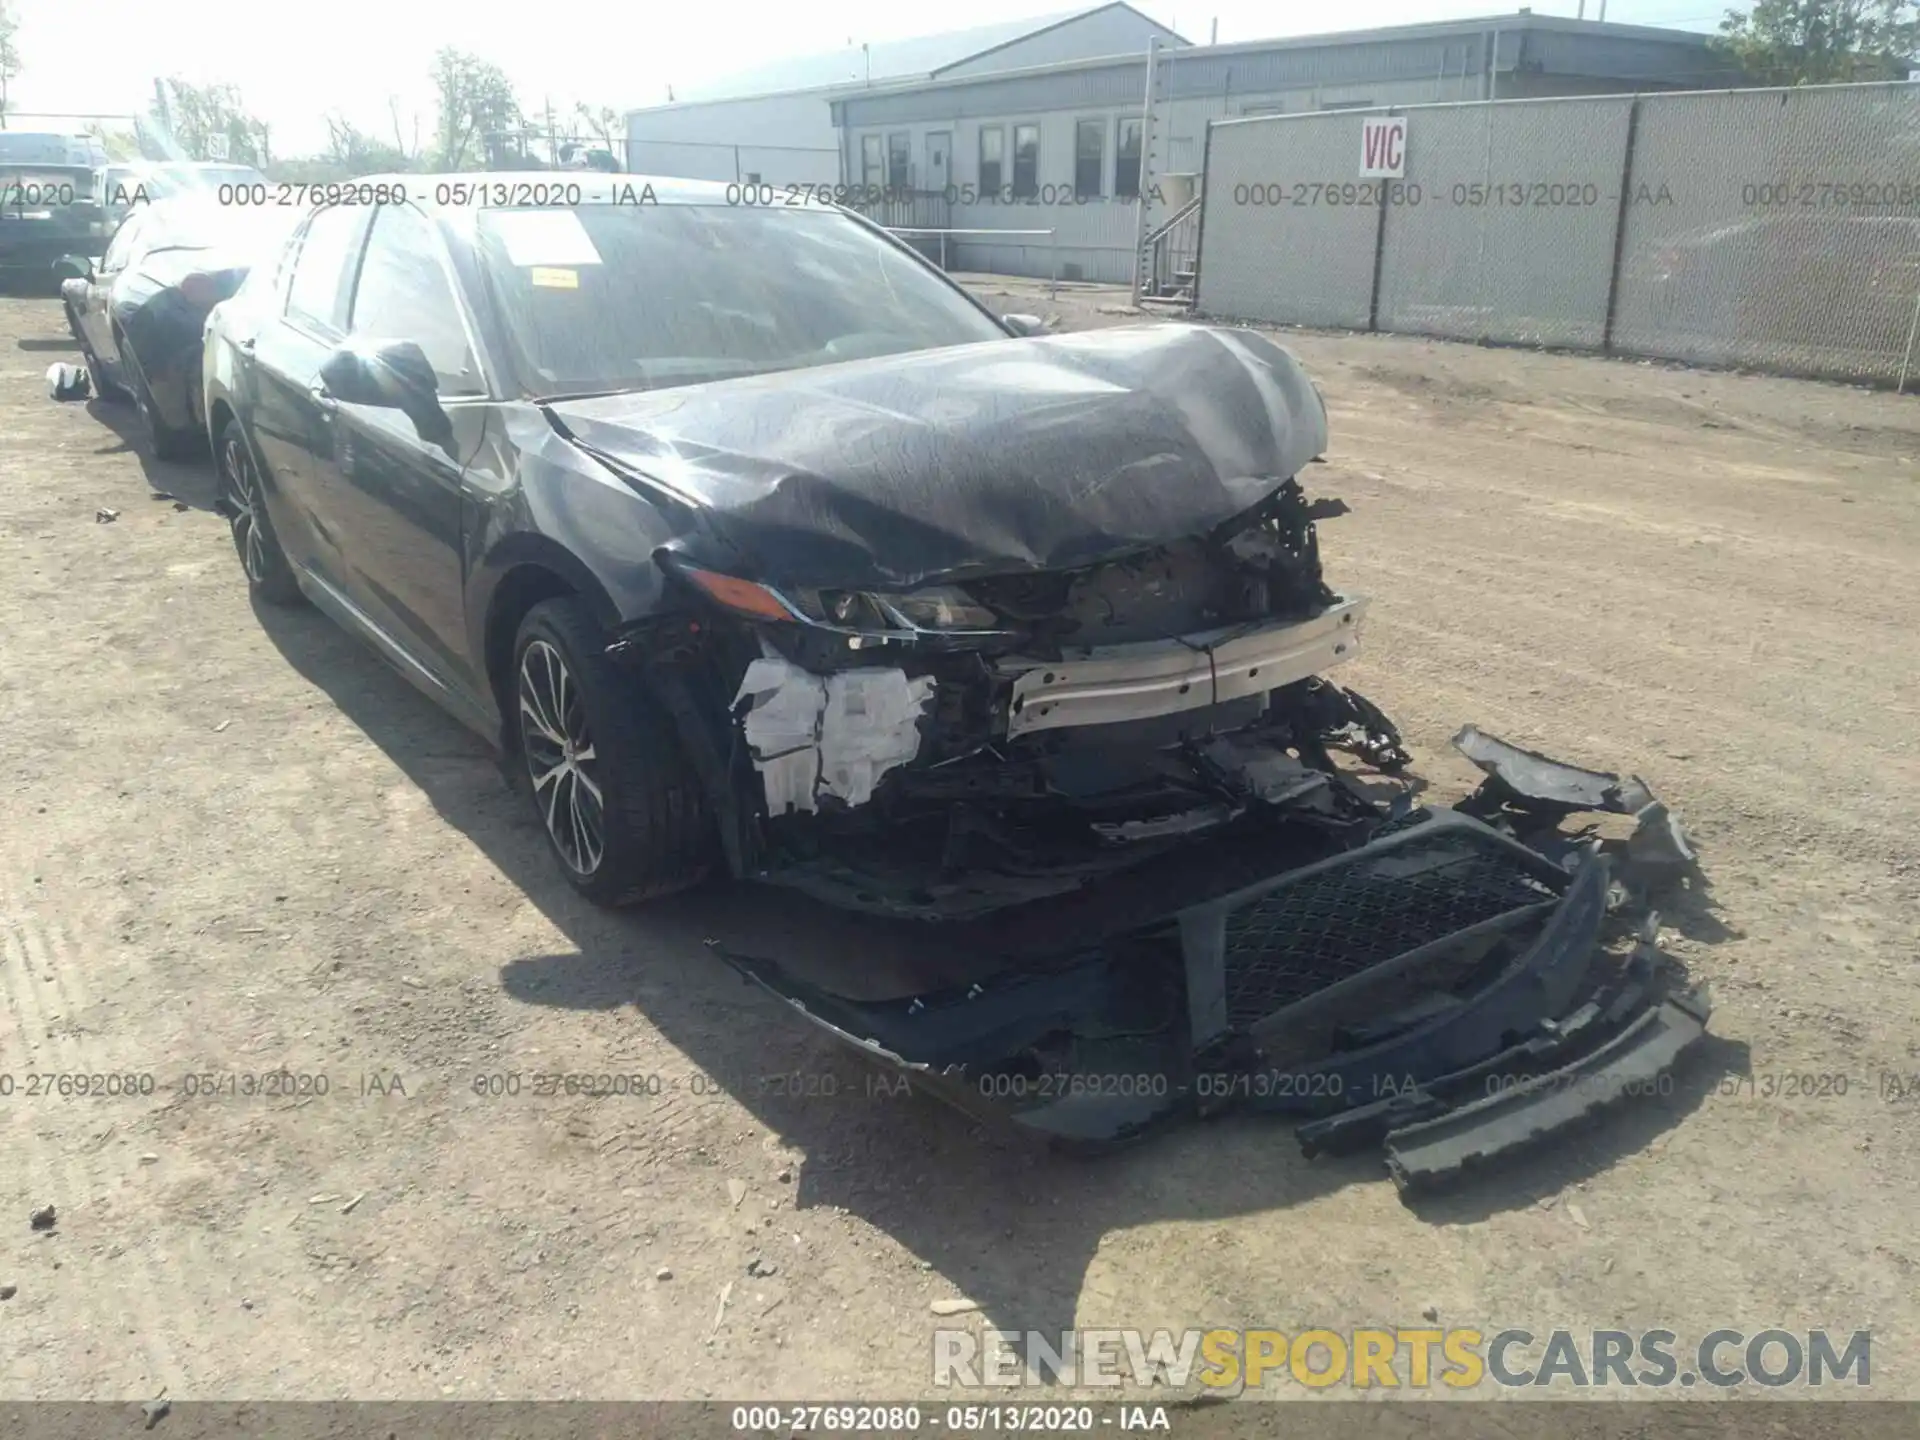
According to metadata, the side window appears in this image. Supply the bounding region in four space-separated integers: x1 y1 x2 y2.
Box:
284 204 365 336
1116 119 1143 200
101 212 145 271
1012 124 1039 200
979 127 1004 197
348 204 482 395
1074 119 1105 199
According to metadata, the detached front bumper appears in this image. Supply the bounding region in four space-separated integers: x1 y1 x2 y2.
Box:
717 731 1712 1196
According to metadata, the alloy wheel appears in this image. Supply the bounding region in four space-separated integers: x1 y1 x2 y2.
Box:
519 639 605 875
222 431 269 583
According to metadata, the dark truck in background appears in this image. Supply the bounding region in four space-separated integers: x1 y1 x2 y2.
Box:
0 133 113 287
0 161 113 287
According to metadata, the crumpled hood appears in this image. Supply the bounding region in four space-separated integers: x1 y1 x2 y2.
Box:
548 323 1329 592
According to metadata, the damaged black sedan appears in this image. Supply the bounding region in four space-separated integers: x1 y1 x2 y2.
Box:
204 175 1710 1188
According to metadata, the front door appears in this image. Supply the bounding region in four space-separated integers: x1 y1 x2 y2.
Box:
315 200 486 697
926 131 951 196
252 202 371 582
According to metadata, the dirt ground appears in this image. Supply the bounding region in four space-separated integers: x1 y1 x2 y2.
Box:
3 279 1917 1405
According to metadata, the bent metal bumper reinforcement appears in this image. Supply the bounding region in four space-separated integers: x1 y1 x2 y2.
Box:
1001 597 1366 739
713 729 1713 1197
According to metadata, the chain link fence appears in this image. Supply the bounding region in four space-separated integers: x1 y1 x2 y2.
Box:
1195 81 1920 386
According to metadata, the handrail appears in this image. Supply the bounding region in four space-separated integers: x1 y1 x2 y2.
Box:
1143 194 1202 249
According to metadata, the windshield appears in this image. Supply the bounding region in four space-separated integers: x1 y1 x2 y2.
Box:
137 197 304 258
474 203 1007 398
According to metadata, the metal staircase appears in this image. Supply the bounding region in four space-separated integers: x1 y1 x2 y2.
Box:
1139 195 1202 307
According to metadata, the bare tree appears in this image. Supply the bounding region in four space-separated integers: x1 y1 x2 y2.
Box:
388 95 421 164
573 103 621 148
152 78 270 164
83 123 143 161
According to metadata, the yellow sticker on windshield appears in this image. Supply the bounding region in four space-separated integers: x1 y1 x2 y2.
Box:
529 267 579 289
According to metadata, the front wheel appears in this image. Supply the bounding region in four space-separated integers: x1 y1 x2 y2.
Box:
67 304 125 401
513 597 716 906
218 420 303 607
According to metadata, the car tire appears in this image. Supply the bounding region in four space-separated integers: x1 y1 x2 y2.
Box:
512 597 716 906
120 332 199 460
217 419 304 607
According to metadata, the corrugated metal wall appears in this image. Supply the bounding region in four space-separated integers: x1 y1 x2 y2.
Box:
1196 82 1920 385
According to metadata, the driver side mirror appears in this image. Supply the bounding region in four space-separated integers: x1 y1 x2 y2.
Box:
319 340 454 449
1001 313 1047 337
52 255 92 283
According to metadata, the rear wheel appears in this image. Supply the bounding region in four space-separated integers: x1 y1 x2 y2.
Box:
218 420 303 607
512 597 716 906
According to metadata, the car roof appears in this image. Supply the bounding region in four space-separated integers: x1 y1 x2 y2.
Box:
357 170 838 211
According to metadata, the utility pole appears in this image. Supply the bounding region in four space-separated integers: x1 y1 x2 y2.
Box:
1130 36 1161 304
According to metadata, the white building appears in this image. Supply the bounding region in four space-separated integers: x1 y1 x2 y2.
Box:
623 2 1185 185
831 12 1741 283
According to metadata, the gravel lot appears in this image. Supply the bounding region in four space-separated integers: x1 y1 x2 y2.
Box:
2 282 1916 1403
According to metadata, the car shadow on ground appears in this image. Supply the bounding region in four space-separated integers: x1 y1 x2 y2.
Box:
250 596 1733 1346
80 397 221 510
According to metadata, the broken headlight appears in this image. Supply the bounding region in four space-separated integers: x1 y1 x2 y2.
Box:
792 586 1002 632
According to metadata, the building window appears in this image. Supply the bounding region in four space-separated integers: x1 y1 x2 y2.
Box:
888 132 911 190
1012 123 1039 200
1074 119 1104 198
861 134 883 188
979 126 1003 196
1116 118 1142 199
1320 99 1376 110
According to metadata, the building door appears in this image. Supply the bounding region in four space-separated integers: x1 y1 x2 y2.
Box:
926 131 950 196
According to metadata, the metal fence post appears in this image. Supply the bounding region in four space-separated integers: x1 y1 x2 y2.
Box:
1049 229 1058 297
1366 107 1396 333
1899 288 1920 393
1600 95 1641 356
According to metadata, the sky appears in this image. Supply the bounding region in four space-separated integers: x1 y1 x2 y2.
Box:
5 0 1733 158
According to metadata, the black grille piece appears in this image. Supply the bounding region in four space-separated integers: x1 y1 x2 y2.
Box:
1221 833 1556 1026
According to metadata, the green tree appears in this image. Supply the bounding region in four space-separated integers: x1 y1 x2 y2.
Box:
153 78 270 164
430 48 520 170
1715 0 1920 84
0 0 21 120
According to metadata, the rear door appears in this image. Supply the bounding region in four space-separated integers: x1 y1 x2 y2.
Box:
310 201 491 696
245 202 372 582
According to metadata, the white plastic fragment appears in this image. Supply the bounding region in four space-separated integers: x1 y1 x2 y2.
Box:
731 657 934 814
819 670 936 807
734 658 826 816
